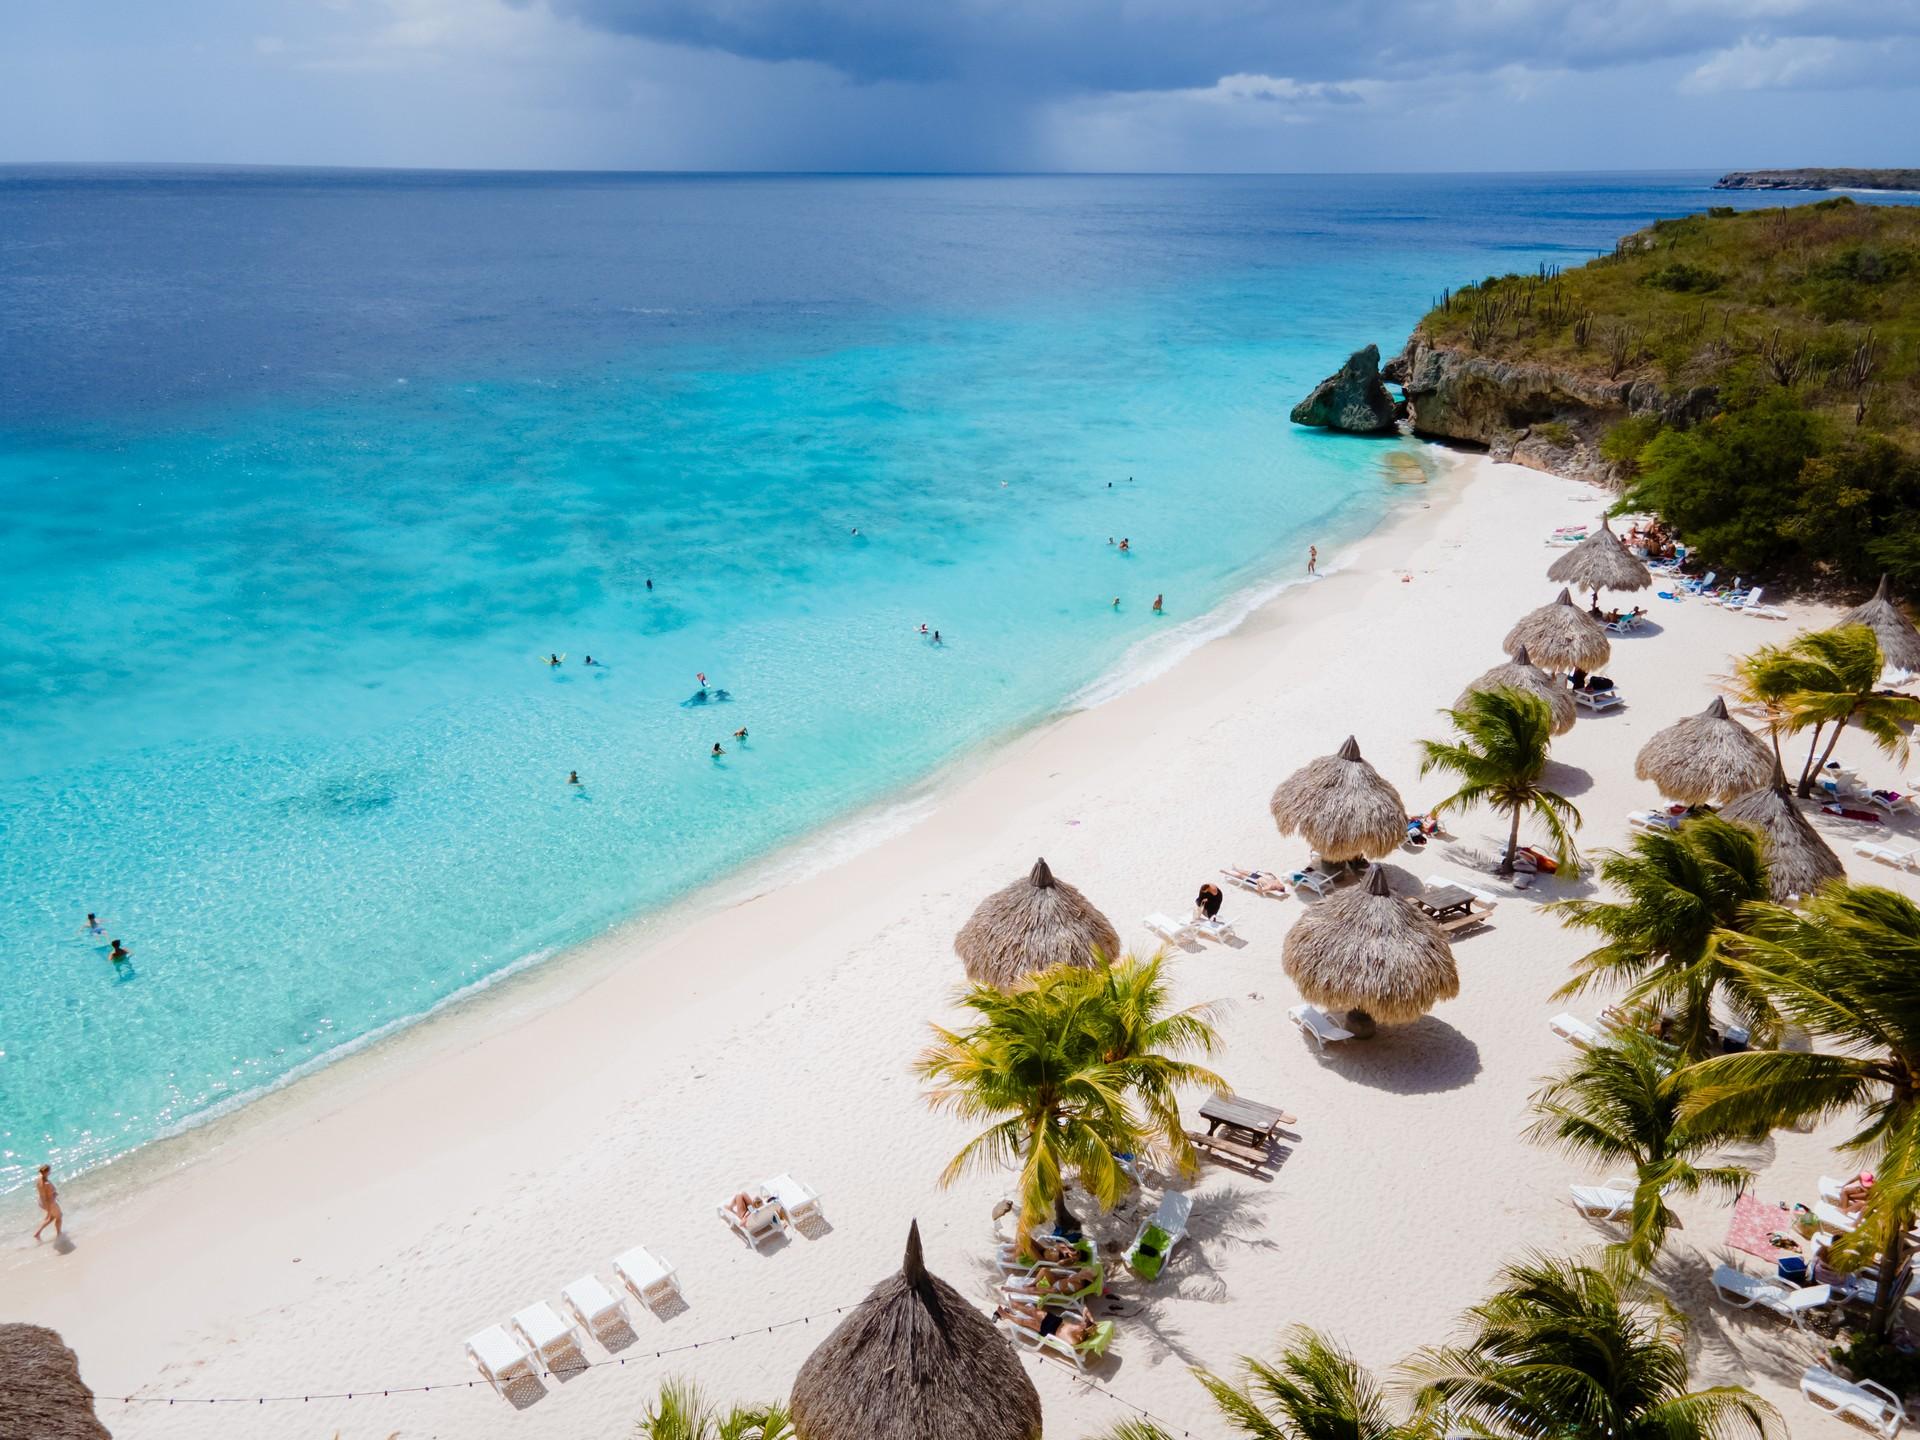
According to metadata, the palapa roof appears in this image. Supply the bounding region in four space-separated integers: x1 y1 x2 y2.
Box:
0 1325 112 1440
1456 646 1576 736
1503 588 1611 674
791 1221 1043 1440
954 857 1119 989
1269 736 1409 862
1282 865 1459 1024
1721 763 1844 903
1633 696 1775 806
1546 517 1652 594
1840 574 1920 675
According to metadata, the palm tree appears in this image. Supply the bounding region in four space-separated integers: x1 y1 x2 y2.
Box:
635 1377 791 1439
1525 1031 1750 1265
917 954 1224 1243
1739 624 1920 797
1090 1326 1428 1439
1551 818 1775 1060
1683 881 1920 1336
1728 637 1805 773
1418 687 1582 876
1406 1255 1780 1438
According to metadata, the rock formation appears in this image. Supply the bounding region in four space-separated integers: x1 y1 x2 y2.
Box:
1715 168 1920 193
1289 344 1399 434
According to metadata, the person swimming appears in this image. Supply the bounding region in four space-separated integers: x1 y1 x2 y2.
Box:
109 939 129 963
918 623 928 635
646 578 653 590
548 653 562 667
732 727 748 741
1112 597 1120 610
1118 538 1130 552
712 742 725 757
80 912 105 936
931 631 942 645
583 655 596 666
568 770 580 785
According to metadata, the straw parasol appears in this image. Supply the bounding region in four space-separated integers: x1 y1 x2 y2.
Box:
1633 696 1774 806
0 1326 112 1440
1270 736 1409 864
1282 864 1459 1031
1721 762 1844 903
791 1221 1043 1440
1503 588 1611 674
1456 645 1576 735
954 857 1120 989
1840 574 1920 676
1547 517 1652 595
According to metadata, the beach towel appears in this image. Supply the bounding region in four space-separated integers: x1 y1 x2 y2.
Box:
1726 1192 1803 1264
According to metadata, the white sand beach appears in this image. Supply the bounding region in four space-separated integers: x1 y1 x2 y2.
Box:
6 451 1903 1438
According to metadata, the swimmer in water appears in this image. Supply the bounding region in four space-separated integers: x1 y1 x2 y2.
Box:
850 527 860 536
712 742 726 758
1118 538 1130 553
932 630 942 645
918 623 928 635
568 770 580 785
548 653 562 667
646 578 653 590
109 940 129 963
696 672 708 690
583 655 596 667
80 912 106 936
1153 594 1163 614
732 726 748 741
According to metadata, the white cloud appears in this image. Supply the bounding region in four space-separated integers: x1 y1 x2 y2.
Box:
1681 33 1914 92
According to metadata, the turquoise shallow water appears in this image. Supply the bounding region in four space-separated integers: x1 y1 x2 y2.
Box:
0 170 1848 1191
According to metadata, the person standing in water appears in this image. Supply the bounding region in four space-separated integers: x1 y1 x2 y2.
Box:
732 726 749 742
568 770 581 785
34 1165 61 1242
108 940 130 964
548 653 562 667
1307 545 1317 575
1152 594 1164 614
712 742 725 758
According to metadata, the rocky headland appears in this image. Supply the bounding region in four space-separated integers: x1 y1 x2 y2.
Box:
1715 168 1920 193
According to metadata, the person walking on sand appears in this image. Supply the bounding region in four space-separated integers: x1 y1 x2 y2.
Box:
1307 545 1317 575
34 1164 61 1242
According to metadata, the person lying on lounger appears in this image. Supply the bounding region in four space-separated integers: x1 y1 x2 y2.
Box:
727 1190 772 1221
1224 866 1287 895
996 1298 1094 1344
1034 1264 1101 1295
1841 1172 1876 1214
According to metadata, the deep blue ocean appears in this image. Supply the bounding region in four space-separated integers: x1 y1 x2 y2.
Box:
0 169 1847 1192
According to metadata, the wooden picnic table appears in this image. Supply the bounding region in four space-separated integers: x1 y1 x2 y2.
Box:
1415 883 1476 922
1200 1093 1295 1141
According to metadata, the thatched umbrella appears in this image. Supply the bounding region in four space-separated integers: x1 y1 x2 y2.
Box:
1282 864 1459 1033
791 1221 1043 1440
1503 588 1611 675
1270 736 1409 865
1547 517 1652 596
1840 575 1920 676
1722 763 1844 903
0 1325 112 1440
1457 645 1576 736
954 857 1119 989
1633 696 1775 806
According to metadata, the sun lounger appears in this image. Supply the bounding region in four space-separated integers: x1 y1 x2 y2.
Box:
764 1172 822 1227
1570 1177 1636 1220
1681 571 1718 594
1194 914 1237 943
1125 1191 1193 1282
1800 1365 1905 1437
1143 911 1198 945
562 1274 628 1340
1815 1199 1859 1234
718 1193 788 1248
998 1235 1093 1276
1001 1261 1105 1306
1549 1012 1603 1047
996 1305 1114 1372
1870 790 1919 817
1221 865 1288 897
1290 1003 1354 1052
510 1301 579 1368
1855 839 1920 872
1289 867 1340 898
1628 809 1683 833
1573 687 1623 712
466 1324 537 1394
614 1245 682 1310
1711 1265 1834 1328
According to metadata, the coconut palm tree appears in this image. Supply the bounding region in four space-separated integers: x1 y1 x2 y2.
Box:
1683 881 1920 1336
636 1378 792 1439
1406 1255 1780 1439
1737 624 1920 797
1727 635 1808 773
917 954 1224 1244
1090 1326 1429 1439
1525 1031 1751 1265
1551 818 1776 1061
1418 687 1582 877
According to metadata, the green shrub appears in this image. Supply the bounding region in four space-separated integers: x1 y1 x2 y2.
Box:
1832 1333 1920 1400
1642 261 1722 293
1600 414 1663 476
1533 420 1574 447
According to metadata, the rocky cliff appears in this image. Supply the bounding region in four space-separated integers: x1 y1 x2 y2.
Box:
1384 333 1716 483
1715 168 1920 192
1288 343 1400 433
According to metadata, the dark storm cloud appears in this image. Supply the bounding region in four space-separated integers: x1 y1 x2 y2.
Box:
533 0 1906 93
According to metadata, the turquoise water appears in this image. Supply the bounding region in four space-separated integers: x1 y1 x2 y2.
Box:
0 170 1842 1191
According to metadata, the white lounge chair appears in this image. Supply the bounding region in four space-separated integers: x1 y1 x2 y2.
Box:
1290 1003 1354 1052
1870 791 1920 818
1549 1012 1603 1047
1711 1265 1834 1328
1143 912 1197 945
765 1172 823 1227
1573 687 1623 712
562 1274 628 1341
1816 1199 1859 1235
510 1301 579 1368
1627 809 1683 834
718 1193 788 1248
1801 1365 1905 1437
1569 1178 1636 1220
1194 914 1237 943
1290 867 1339 898
1124 1190 1193 1281
466 1324 537 1395
614 1245 683 1310
1855 840 1920 872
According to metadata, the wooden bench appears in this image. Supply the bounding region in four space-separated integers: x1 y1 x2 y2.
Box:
1187 1129 1271 1172
1436 909 1491 938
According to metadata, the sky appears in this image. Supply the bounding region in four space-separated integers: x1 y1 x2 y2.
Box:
4 0 1919 172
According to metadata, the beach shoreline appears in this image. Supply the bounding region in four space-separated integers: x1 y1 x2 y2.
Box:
8 447 1891 1439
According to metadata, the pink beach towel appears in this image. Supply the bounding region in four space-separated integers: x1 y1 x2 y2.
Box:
1726 1192 1803 1264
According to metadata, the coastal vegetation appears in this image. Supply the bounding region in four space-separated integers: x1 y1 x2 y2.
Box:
1730 623 1920 796
1412 200 1920 588
1417 687 1582 876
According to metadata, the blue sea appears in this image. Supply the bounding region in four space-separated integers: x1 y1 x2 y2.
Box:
0 169 1845 1193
